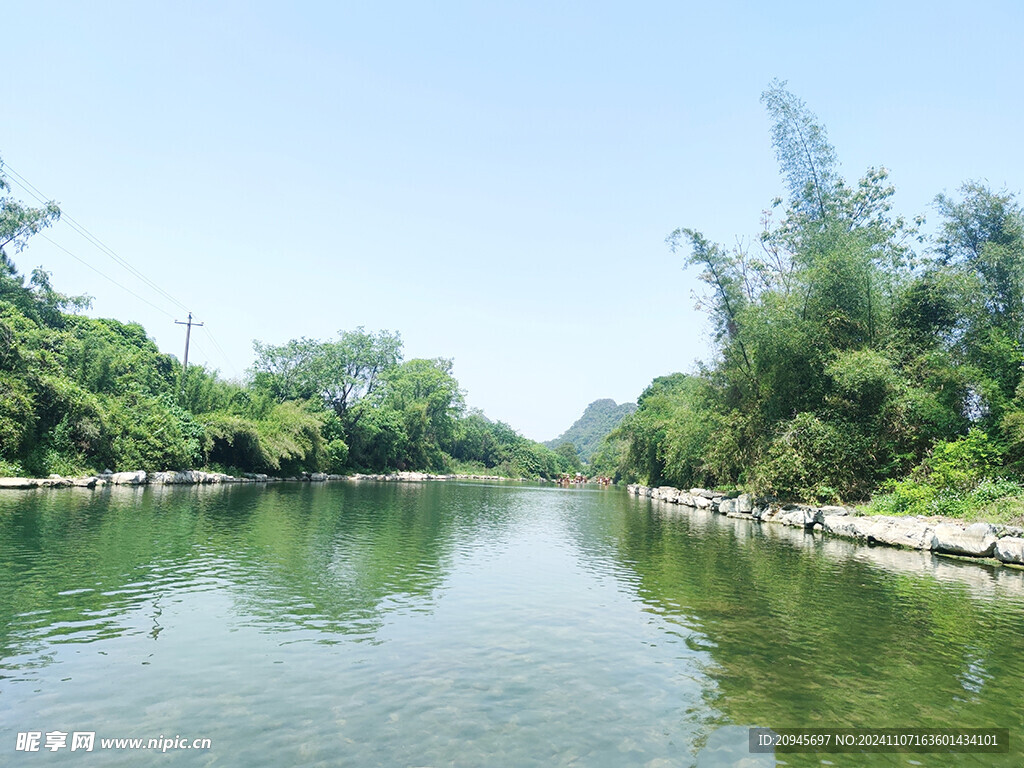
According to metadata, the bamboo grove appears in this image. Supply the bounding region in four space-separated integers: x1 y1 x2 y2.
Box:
600 82 1024 516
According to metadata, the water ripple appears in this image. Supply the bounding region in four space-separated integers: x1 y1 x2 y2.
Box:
1 484 1023 766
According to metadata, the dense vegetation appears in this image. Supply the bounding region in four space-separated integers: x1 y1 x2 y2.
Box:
604 82 1024 517
544 398 636 463
0 162 571 480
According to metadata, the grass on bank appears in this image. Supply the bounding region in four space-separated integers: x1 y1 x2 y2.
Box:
867 479 1024 526
862 430 1024 526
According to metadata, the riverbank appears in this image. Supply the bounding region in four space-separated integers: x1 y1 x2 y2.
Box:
628 484 1024 567
0 469 533 490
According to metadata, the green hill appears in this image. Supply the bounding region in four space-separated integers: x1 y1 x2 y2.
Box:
545 399 637 463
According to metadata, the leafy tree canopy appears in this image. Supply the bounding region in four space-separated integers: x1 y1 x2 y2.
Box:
605 83 1024 508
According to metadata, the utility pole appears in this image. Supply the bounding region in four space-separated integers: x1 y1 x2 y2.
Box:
175 312 203 394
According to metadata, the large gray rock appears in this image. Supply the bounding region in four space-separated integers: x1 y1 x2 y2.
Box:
717 498 736 515
821 514 864 539
653 486 680 503
736 494 754 513
690 488 717 499
995 537 1024 565
821 515 935 550
776 506 817 528
931 523 998 558
760 506 782 522
110 471 147 485
864 516 935 550
693 495 713 509
819 505 852 517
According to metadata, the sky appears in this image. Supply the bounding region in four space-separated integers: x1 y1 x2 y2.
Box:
4 1 1024 441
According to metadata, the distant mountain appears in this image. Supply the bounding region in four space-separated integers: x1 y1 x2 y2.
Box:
545 399 637 462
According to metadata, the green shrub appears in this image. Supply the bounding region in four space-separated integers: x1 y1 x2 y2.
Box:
868 432 1020 518
324 439 349 473
255 401 325 474
201 412 267 470
0 372 35 458
967 477 1024 506
0 458 24 477
106 393 203 472
925 428 1002 493
753 413 873 502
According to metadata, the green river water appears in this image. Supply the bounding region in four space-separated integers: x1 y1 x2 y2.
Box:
1 481 1022 767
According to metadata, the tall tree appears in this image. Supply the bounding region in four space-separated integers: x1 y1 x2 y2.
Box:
638 83 944 499
381 357 464 469
251 327 402 428
760 80 840 221
935 182 1024 331
934 183 1024 424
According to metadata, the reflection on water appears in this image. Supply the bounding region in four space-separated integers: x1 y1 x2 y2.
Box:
0 482 1021 766
617 501 1024 767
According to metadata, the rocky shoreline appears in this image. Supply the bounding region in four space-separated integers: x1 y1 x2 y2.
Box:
0 469 527 490
628 484 1024 567
348 472 525 482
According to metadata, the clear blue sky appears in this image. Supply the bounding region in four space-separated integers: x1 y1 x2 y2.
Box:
4 1 1023 440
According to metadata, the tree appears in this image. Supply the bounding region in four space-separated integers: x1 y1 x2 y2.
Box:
449 410 501 466
614 373 709 487
326 327 404 423
760 80 839 221
379 358 464 470
0 159 87 326
936 183 1024 320
251 327 402 428
931 184 1024 417
935 182 1024 336
625 82 981 500
554 441 582 473
0 157 60 258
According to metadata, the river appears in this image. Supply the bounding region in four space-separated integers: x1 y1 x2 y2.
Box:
1 481 1021 766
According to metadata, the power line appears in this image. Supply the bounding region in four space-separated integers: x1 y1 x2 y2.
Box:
185 336 226 375
202 324 241 379
188 336 211 365
2 163 192 314
5 160 240 376
39 234 176 319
